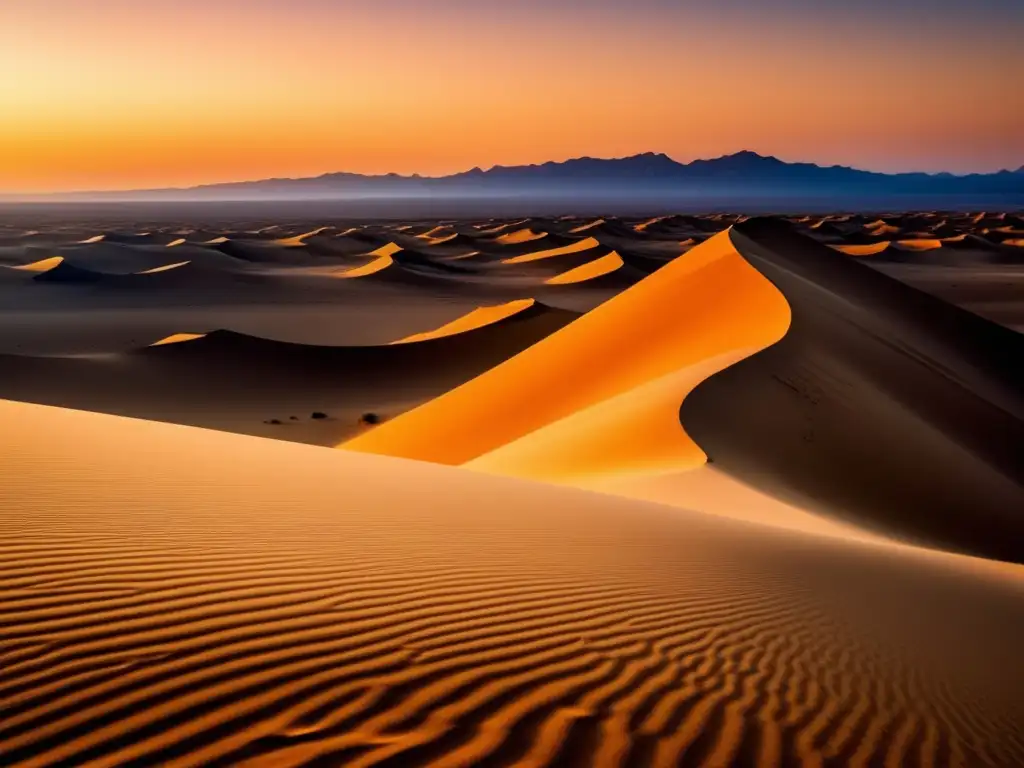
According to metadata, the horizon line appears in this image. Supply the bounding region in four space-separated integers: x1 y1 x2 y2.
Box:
3 149 1021 200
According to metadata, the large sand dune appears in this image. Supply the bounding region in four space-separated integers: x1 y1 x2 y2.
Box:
342 231 790 467
2 399 1023 767
682 219 1024 563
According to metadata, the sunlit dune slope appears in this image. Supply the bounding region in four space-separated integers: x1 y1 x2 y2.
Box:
829 242 892 257
683 219 1024 564
2 399 1024 767
148 332 208 347
894 238 944 251
494 228 548 244
501 237 600 264
337 252 396 278
393 299 537 343
135 260 192 275
342 231 791 465
544 252 625 285
11 256 65 273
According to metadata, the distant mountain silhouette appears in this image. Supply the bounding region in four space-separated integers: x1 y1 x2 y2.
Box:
16 151 1024 204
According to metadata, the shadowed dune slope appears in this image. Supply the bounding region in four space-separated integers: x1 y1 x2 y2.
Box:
2 400 1024 767
0 304 577 446
682 219 1024 564
342 231 791 465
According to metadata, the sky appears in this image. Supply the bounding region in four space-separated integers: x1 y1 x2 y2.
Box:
1 0 1022 193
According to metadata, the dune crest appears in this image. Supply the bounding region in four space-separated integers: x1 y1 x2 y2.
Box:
544 252 625 285
501 237 600 264
338 253 396 278
392 299 537 344
341 230 791 468
495 227 548 244
829 242 892 256
274 226 333 247
149 332 208 346
11 256 64 273
895 238 943 251
135 260 191 275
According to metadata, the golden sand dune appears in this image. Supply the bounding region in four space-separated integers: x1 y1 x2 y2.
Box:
569 219 606 234
634 216 666 233
135 260 192 275
682 219 1024 563
342 231 791 467
10 255 64 273
393 299 537 343
149 332 208 347
494 227 549 244
544 252 625 285
338 253 397 278
895 238 944 251
370 241 403 258
418 225 455 240
828 242 892 257
2 399 1023 767
274 227 334 247
502 237 601 264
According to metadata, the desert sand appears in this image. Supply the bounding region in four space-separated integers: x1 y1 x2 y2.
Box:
3 399 1024 767
2 208 1024 766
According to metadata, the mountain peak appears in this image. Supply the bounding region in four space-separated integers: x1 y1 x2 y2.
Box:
715 150 784 164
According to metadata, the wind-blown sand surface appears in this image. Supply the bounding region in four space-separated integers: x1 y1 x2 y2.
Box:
2 399 1023 767
1 209 1023 766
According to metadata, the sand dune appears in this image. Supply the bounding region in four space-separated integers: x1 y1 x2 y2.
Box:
337 253 397 278
10 255 65 273
135 260 192 275
0 300 577 446
274 227 335 247
502 237 600 264
544 252 626 285
494 227 548 244
393 298 538 343
894 238 944 251
342 231 791 468
828 242 892 256
2 398 1023 767
568 219 605 234
682 219 1024 563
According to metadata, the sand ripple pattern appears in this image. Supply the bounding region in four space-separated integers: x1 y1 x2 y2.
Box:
1 401 1024 767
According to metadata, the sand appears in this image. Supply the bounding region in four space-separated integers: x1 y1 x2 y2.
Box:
2 398 1024 767
2 209 1023 766
342 231 790 467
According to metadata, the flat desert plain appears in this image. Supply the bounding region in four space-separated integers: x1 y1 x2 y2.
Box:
2 210 1023 767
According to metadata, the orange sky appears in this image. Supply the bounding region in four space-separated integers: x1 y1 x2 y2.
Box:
2 1 1022 193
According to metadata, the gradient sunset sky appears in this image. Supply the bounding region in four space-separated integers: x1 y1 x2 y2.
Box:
2 0 1022 193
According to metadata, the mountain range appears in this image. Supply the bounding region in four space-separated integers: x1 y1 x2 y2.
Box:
11 151 1024 205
